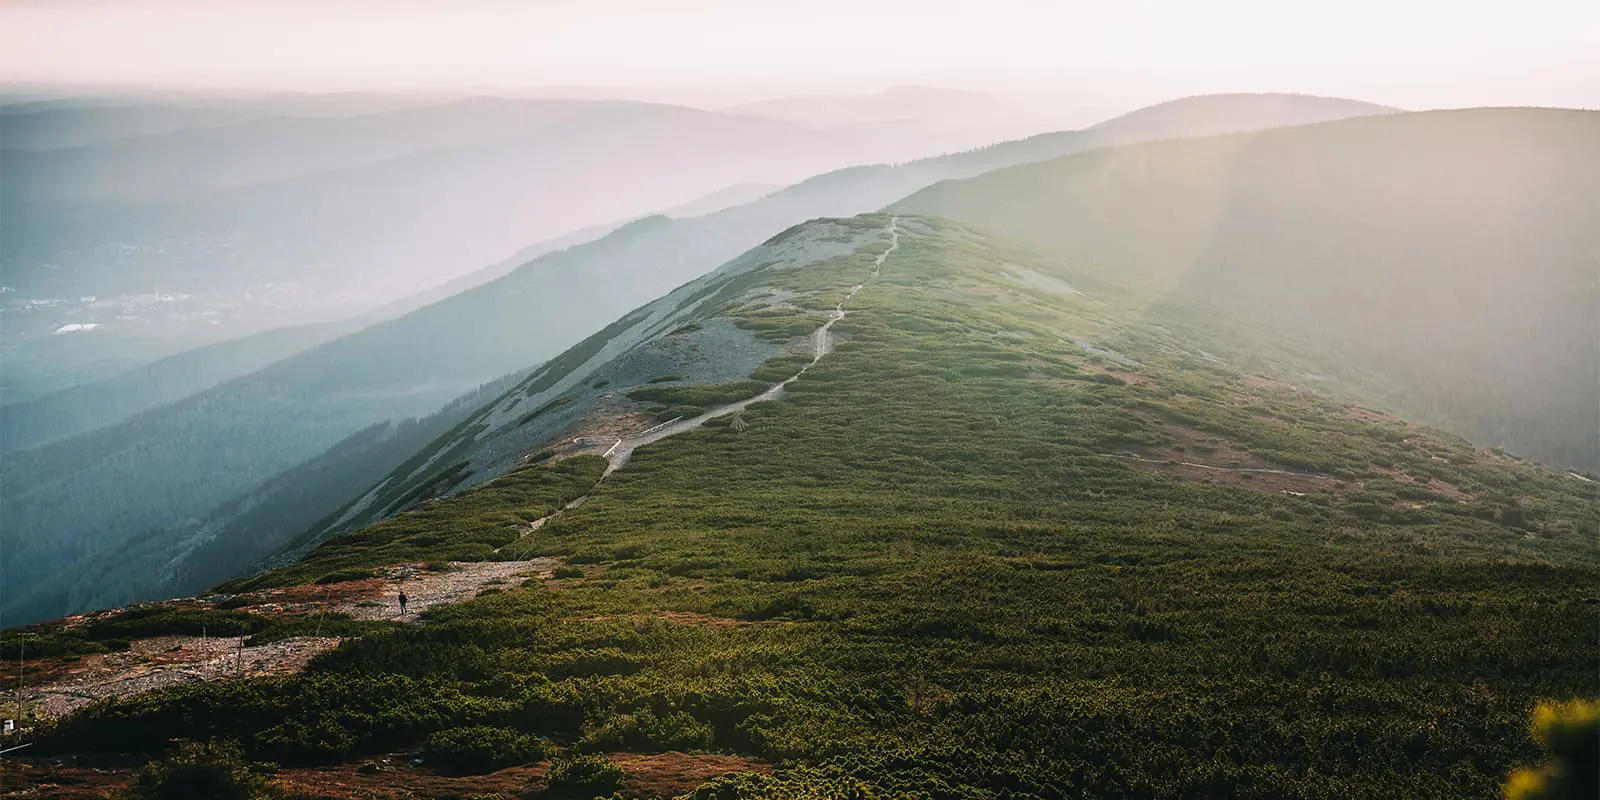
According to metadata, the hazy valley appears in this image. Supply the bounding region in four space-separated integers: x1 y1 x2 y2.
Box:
1 15 1596 797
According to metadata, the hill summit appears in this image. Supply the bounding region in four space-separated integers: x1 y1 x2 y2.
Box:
12 212 1595 798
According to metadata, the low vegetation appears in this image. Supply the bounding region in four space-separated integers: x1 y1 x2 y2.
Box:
422 725 546 775
20 216 1599 798
544 753 627 798
3 605 395 661
107 739 275 800
220 455 606 591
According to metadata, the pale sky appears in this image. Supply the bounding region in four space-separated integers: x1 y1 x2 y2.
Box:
2 0 1597 109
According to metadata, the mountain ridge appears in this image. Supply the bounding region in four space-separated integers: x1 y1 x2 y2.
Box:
0 92 1404 626
11 212 1594 799
891 106 1600 470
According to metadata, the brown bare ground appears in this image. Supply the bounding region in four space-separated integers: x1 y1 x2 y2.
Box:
275 751 768 799
328 560 558 621
1111 417 1340 494
15 561 559 726
233 576 393 616
273 761 548 799
1135 418 1289 470
613 752 772 796
0 759 133 800
1371 467 1474 502
548 392 660 460
19 635 340 722
2 751 771 800
1128 460 1339 494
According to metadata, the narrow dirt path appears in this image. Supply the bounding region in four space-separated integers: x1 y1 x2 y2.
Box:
10 221 903 732
494 496 590 554
335 559 558 620
604 216 899 474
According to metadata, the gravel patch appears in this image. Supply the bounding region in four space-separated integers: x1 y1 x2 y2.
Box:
22 635 340 721
336 559 558 621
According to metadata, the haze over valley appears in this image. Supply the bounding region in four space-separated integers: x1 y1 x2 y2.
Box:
1 3 1596 798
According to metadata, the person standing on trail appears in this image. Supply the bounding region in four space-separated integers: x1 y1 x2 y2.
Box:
398 591 408 616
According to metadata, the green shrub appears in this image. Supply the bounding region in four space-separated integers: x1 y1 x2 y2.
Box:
579 708 713 753
552 566 585 579
422 726 544 775
256 717 357 764
542 753 624 798
87 606 262 639
28 218 1600 800
110 739 274 800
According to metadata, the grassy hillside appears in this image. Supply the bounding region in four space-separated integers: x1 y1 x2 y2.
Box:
1 93 1397 627
24 216 1596 798
248 93 1401 545
892 108 1600 471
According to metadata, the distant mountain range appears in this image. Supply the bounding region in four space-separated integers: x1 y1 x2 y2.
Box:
0 91 1400 625
0 95 979 403
8 89 1598 800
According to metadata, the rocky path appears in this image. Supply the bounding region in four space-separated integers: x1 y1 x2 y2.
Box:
334 559 558 620
605 217 899 474
16 559 558 722
9 218 905 730
19 635 340 722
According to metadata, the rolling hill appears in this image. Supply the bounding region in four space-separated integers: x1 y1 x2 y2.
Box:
1085 91 1398 140
13 214 1595 798
0 94 952 405
890 108 1600 471
0 93 1399 627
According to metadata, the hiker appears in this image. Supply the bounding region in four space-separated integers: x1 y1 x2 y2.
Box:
398 591 408 615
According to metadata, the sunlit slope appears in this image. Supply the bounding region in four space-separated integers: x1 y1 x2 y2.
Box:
45 214 1598 798
0 93 1404 629
891 108 1600 470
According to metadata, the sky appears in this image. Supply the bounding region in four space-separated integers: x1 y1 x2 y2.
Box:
2 0 1597 110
